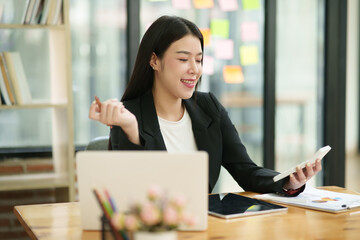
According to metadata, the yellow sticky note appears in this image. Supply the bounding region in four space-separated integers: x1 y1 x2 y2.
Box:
193 0 214 8
242 0 260 10
223 66 244 84
210 19 229 38
240 45 259 65
200 28 211 46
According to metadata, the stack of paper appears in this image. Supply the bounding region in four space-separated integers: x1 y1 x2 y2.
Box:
254 185 360 213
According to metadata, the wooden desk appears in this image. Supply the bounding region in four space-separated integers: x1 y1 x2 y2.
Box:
14 186 360 240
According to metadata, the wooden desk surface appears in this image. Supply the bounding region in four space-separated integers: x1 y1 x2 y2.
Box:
14 186 360 240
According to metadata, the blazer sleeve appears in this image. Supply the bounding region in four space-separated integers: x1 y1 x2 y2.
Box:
207 92 295 194
110 126 144 150
109 98 145 151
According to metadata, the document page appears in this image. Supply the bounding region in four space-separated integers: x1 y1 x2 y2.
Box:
254 185 360 213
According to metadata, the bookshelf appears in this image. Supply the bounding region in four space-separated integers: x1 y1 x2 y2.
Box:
0 0 75 202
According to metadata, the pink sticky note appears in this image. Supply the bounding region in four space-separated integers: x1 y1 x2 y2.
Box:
172 0 191 9
215 39 234 60
203 55 215 75
241 22 259 42
218 0 238 11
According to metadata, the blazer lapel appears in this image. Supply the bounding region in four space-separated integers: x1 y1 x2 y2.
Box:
138 92 221 191
184 97 222 190
183 98 212 137
139 91 167 150
184 100 215 155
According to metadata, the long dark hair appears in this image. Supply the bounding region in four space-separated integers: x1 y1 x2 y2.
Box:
121 15 204 101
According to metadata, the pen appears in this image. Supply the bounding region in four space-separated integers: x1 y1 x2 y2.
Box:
341 202 360 209
103 201 114 217
104 188 117 212
95 96 101 111
92 189 123 239
94 96 113 128
341 200 360 209
93 188 112 217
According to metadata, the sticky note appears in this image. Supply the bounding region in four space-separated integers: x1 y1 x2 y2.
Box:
193 0 214 8
200 28 211 46
203 55 215 75
241 22 259 42
215 39 234 59
210 19 230 38
223 66 244 83
239 45 259 65
218 0 238 11
172 0 191 9
242 0 260 10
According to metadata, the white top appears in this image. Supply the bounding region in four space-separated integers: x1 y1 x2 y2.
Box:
158 108 198 152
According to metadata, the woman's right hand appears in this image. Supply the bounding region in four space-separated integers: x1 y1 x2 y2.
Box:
88 98 140 145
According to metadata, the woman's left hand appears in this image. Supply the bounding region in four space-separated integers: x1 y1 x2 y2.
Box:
283 159 322 190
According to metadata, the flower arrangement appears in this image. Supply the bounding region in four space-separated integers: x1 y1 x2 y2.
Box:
111 185 197 233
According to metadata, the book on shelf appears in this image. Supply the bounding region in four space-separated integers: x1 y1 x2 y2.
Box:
24 0 37 24
0 53 16 105
0 0 30 24
47 0 62 25
0 63 11 105
3 52 32 105
0 5 3 24
0 89 3 105
29 0 43 24
1 0 65 26
39 0 51 24
52 0 63 25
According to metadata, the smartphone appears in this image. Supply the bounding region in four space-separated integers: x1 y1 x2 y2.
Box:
273 145 331 182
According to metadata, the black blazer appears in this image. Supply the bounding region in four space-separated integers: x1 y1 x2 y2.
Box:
110 90 289 194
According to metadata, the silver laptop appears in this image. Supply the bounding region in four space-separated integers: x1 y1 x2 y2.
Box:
76 151 208 231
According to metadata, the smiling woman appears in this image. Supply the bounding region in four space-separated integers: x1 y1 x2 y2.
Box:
88 15 323 195
150 34 203 120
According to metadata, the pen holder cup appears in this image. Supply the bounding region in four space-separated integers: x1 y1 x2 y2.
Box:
101 214 118 240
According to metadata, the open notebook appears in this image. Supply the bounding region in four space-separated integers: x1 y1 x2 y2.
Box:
254 185 360 213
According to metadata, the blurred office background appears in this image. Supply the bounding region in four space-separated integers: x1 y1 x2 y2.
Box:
0 0 359 239
1 0 359 193
69 0 359 193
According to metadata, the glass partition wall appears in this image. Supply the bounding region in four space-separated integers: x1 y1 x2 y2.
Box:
70 0 127 145
275 0 325 186
140 0 265 193
0 0 347 199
